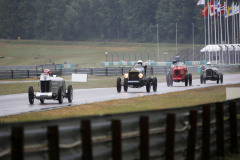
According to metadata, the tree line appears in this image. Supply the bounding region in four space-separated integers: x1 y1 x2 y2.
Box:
0 0 209 43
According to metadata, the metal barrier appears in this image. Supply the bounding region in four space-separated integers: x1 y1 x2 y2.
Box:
0 98 239 160
0 65 239 80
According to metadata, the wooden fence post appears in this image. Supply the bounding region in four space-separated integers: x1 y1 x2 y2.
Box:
11 126 24 160
216 102 224 157
165 113 176 160
91 68 93 75
186 110 198 160
229 101 238 153
202 104 211 160
140 116 149 160
106 68 108 76
27 70 30 78
111 120 122 160
81 120 93 160
47 126 59 160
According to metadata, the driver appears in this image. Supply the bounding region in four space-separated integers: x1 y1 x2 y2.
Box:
206 62 212 68
43 69 51 75
137 60 143 66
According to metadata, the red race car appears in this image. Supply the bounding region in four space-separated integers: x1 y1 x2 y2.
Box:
166 60 192 87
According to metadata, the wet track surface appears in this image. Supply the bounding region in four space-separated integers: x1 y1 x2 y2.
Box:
0 73 240 117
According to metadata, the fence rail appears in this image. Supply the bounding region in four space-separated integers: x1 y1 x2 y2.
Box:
0 65 239 80
0 98 239 160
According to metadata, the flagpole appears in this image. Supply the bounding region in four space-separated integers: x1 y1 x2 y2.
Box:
204 0 207 61
208 0 210 62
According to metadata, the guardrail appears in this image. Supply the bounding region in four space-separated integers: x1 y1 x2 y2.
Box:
0 98 239 160
0 65 239 80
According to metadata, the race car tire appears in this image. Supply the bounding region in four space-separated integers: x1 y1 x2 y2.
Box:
185 74 188 86
166 74 170 87
124 78 128 92
200 74 203 84
220 74 223 84
217 76 219 84
170 74 173 86
188 73 192 86
146 78 151 93
40 99 44 104
117 77 122 93
67 85 73 103
204 79 206 84
152 77 157 92
28 86 34 105
58 87 64 104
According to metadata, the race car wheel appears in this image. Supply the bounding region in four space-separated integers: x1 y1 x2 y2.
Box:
146 78 151 93
220 74 223 84
200 74 203 84
188 73 192 86
216 77 219 84
185 74 188 86
204 79 206 84
28 86 34 104
124 78 128 92
67 85 73 103
58 87 64 104
117 77 122 93
40 99 44 104
166 74 170 87
152 77 157 92
170 75 173 86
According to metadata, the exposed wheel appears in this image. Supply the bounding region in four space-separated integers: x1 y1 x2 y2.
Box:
216 76 219 84
185 74 188 86
146 78 151 92
117 77 121 93
28 86 34 104
220 74 223 84
152 77 157 92
188 73 192 86
170 75 173 86
124 78 128 92
40 99 44 104
204 79 206 84
200 74 203 84
58 87 64 104
166 74 170 87
67 85 73 103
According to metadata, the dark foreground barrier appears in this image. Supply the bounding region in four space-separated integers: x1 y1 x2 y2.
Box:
0 98 239 160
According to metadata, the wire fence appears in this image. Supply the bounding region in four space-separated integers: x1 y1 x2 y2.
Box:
0 98 239 160
0 65 239 80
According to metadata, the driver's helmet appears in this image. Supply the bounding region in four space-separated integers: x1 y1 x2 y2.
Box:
43 69 51 74
207 62 211 66
137 60 143 66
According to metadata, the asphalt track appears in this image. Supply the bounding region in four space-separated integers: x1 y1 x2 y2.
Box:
0 73 240 117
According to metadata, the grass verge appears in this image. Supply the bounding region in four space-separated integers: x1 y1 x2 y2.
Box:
0 83 239 123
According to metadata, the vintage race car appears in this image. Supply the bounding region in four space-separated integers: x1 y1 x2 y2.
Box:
116 64 157 93
28 73 73 104
200 66 223 84
166 61 192 87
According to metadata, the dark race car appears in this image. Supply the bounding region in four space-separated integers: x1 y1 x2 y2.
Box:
166 60 192 87
116 63 157 93
200 63 223 84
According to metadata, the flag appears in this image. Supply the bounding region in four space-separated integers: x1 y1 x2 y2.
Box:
197 0 205 5
208 0 214 16
201 6 208 17
234 4 239 14
227 3 233 16
220 2 227 16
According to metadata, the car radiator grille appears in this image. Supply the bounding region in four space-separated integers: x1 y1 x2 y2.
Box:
40 81 50 92
129 72 139 80
206 69 212 77
175 70 179 76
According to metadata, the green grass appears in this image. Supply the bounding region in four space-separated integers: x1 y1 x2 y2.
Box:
1 83 239 123
0 39 204 67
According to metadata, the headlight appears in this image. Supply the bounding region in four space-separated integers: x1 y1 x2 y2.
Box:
124 73 128 78
138 73 143 78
